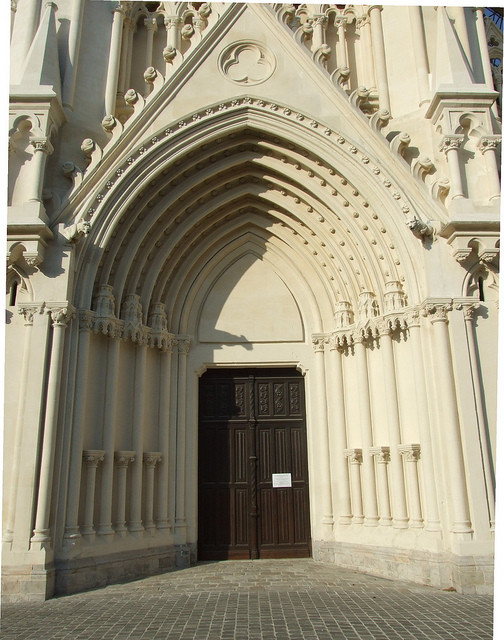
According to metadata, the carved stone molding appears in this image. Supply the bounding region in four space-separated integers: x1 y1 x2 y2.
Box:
311 334 328 352
219 41 276 86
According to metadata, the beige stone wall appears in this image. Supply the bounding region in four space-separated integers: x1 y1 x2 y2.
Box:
5 2 500 600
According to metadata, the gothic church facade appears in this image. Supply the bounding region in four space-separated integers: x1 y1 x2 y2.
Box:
5 1 501 600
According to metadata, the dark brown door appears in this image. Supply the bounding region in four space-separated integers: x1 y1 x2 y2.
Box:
198 368 311 560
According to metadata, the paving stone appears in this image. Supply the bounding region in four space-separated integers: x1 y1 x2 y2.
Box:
0 559 494 639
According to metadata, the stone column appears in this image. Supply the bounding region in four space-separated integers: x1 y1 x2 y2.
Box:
399 444 423 528
129 341 148 534
356 14 374 90
474 8 499 118
312 14 327 52
114 451 135 535
12 0 41 76
81 450 105 538
327 336 352 524
369 6 390 112
335 16 348 69
156 341 174 530
28 138 53 202
353 333 379 525
3 305 38 543
458 302 495 528
144 453 162 531
32 305 75 545
423 303 472 534
105 3 126 116
63 311 95 545
97 334 121 538
163 17 181 75
175 337 191 537
440 135 465 200
62 0 85 109
409 6 430 104
312 336 335 533
370 447 392 525
478 136 501 201
344 449 364 523
10 0 17 40
378 323 408 528
144 16 157 95
404 309 441 532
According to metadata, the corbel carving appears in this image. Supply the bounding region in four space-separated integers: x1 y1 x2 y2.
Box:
390 132 411 158
406 216 433 240
369 109 390 132
62 219 90 244
80 138 103 173
331 66 350 87
412 156 434 182
349 86 370 110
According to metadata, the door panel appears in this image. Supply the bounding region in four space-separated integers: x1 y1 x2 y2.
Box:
198 369 311 560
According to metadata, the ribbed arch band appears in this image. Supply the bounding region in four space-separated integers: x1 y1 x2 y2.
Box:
71 103 428 330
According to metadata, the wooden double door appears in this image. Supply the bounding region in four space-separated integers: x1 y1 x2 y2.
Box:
198 368 311 560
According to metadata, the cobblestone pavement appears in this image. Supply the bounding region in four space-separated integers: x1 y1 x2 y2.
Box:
1 559 494 640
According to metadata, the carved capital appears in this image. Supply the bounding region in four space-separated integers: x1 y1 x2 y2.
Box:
311 334 328 352
454 300 480 321
47 304 75 327
344 448 363 464
422 301 452 323
370 446 390 463
144 16 158 32
404 307 421 329
30 137 53 154
164 16 182 29
398 444 421 462
176 336 191 355
78 310 95 332
82 450 105 468
356 15 370 29
143 452 162 468
439 135 464 155
478 135 501 154
114 451 136 468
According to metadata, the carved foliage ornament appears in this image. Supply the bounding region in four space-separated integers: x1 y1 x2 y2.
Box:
219 41 276 86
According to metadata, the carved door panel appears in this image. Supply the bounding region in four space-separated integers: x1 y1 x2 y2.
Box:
198 369 311 560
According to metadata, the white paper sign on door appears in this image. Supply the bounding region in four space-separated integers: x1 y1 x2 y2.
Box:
272 473 292 488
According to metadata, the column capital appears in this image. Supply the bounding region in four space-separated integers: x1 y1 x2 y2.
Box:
398 443 421 462
30 137 54 155
176 335 191 355
144 16 158 31
439 134 464 155
311 334 328 352
78 309 96 332
454 299 480 321
143 452 162 468
478 135 501 154
47 303 76 327
356 15 370 29
344 448 363 464
422 300 452 323
164 16 182 28
82 450 105 467
370 446 390 463
115 450 136 467
18 303 44 325
404 307 421 328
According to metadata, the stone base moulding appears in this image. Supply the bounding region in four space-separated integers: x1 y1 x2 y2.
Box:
312 540 494 595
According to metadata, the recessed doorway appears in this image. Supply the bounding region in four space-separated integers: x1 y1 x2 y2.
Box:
198 368 311 560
